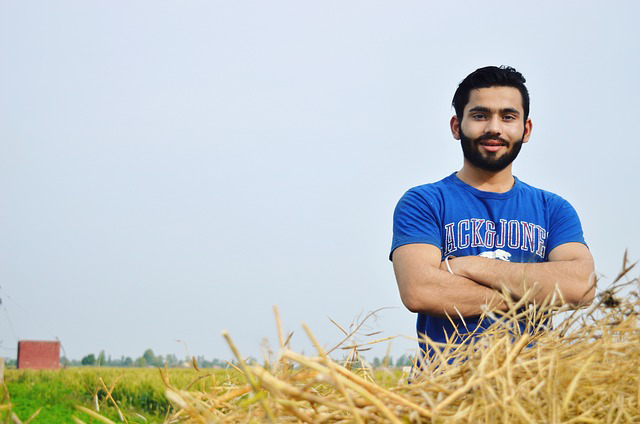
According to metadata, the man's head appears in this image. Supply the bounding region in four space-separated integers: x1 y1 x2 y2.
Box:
452 66 529 122
450 66 532 173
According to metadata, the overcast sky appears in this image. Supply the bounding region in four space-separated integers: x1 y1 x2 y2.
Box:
1 1 638 362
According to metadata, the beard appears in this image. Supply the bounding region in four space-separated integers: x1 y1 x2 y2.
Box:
460 129 524 172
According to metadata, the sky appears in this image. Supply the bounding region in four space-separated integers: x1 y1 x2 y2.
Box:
0 1 639 362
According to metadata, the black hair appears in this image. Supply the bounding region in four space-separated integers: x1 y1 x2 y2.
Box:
452 66 530 120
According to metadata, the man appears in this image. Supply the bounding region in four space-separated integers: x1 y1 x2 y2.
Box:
390 66 595 358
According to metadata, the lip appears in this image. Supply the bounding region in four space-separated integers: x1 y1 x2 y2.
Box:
481 144 504 153
479 140 507 153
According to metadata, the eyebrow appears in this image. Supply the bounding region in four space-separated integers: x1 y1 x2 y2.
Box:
468 106 521 115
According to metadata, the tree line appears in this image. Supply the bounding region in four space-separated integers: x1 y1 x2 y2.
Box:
61 349 229 368
63 350 414 369
4 349 415 369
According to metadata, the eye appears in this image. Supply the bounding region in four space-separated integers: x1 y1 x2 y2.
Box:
503 115 516 121
472 113 486 119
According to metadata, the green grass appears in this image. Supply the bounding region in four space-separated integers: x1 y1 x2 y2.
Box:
0 366 404 422
1 367 244 423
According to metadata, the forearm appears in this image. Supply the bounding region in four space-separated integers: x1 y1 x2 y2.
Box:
449 256 595 306
396 265 508 318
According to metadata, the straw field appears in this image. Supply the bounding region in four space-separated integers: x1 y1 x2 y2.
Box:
163 260 640 423
2 259 639 423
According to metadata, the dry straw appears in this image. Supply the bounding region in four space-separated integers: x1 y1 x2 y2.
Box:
161 256 640 423
70 255 636 423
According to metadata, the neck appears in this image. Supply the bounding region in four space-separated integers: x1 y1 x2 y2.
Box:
456 162 515 193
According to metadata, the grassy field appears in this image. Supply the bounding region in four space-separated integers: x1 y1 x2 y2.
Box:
2 272 638 422
1 365 403 423
1 366 245 423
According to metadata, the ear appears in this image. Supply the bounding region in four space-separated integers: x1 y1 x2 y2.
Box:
522 118 533 144
450 115 461 140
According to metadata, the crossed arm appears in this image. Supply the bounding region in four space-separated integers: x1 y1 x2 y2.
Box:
392 242 595 318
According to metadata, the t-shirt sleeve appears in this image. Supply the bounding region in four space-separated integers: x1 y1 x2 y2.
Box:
390 188 442 261
545 196 587 256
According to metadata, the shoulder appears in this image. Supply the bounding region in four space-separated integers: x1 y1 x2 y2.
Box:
393 175 459 224
516 179 575 209
516 179 583 228
398 174 456 205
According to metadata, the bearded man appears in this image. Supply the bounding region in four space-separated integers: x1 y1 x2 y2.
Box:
390 66 595 359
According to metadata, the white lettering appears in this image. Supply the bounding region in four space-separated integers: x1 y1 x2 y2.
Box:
536 225 547 258
508 220 520 249
495 219 508 248
471 218 486 247
484 220 496 248
458 220 470 249
521 221 536 252
444 223 456 254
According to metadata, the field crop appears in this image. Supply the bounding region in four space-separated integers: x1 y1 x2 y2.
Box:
1 260 639 423
164 263 640 422
1 367 244 422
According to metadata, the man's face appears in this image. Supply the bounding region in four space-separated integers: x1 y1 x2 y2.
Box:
451 86 532 172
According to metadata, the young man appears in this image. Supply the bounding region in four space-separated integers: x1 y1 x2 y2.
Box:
390 66 595 357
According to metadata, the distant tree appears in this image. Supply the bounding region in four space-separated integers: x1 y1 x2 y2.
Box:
196 355 206 368
153 354 164 367
81 354 96 366
372 357 381 368
166 354 179 366
382 355 393 367
215 358 228 368
123 357 133 367
142 349 155 365
395 354 413 367
97 351 107 366
134 356 147 367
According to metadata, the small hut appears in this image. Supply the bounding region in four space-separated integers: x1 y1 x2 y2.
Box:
17 340 60 370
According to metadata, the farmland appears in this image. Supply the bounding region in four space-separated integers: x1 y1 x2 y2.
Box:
1 367 244 422
2 271 639 422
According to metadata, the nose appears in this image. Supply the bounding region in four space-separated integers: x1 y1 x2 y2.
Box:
484 115 502 136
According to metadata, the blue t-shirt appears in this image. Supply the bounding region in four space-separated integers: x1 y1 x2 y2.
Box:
390 173 586 356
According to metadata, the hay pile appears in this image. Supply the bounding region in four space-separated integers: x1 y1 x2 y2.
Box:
165 264 640 423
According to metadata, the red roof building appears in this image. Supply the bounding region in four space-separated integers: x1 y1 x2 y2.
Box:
17 340 60 370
